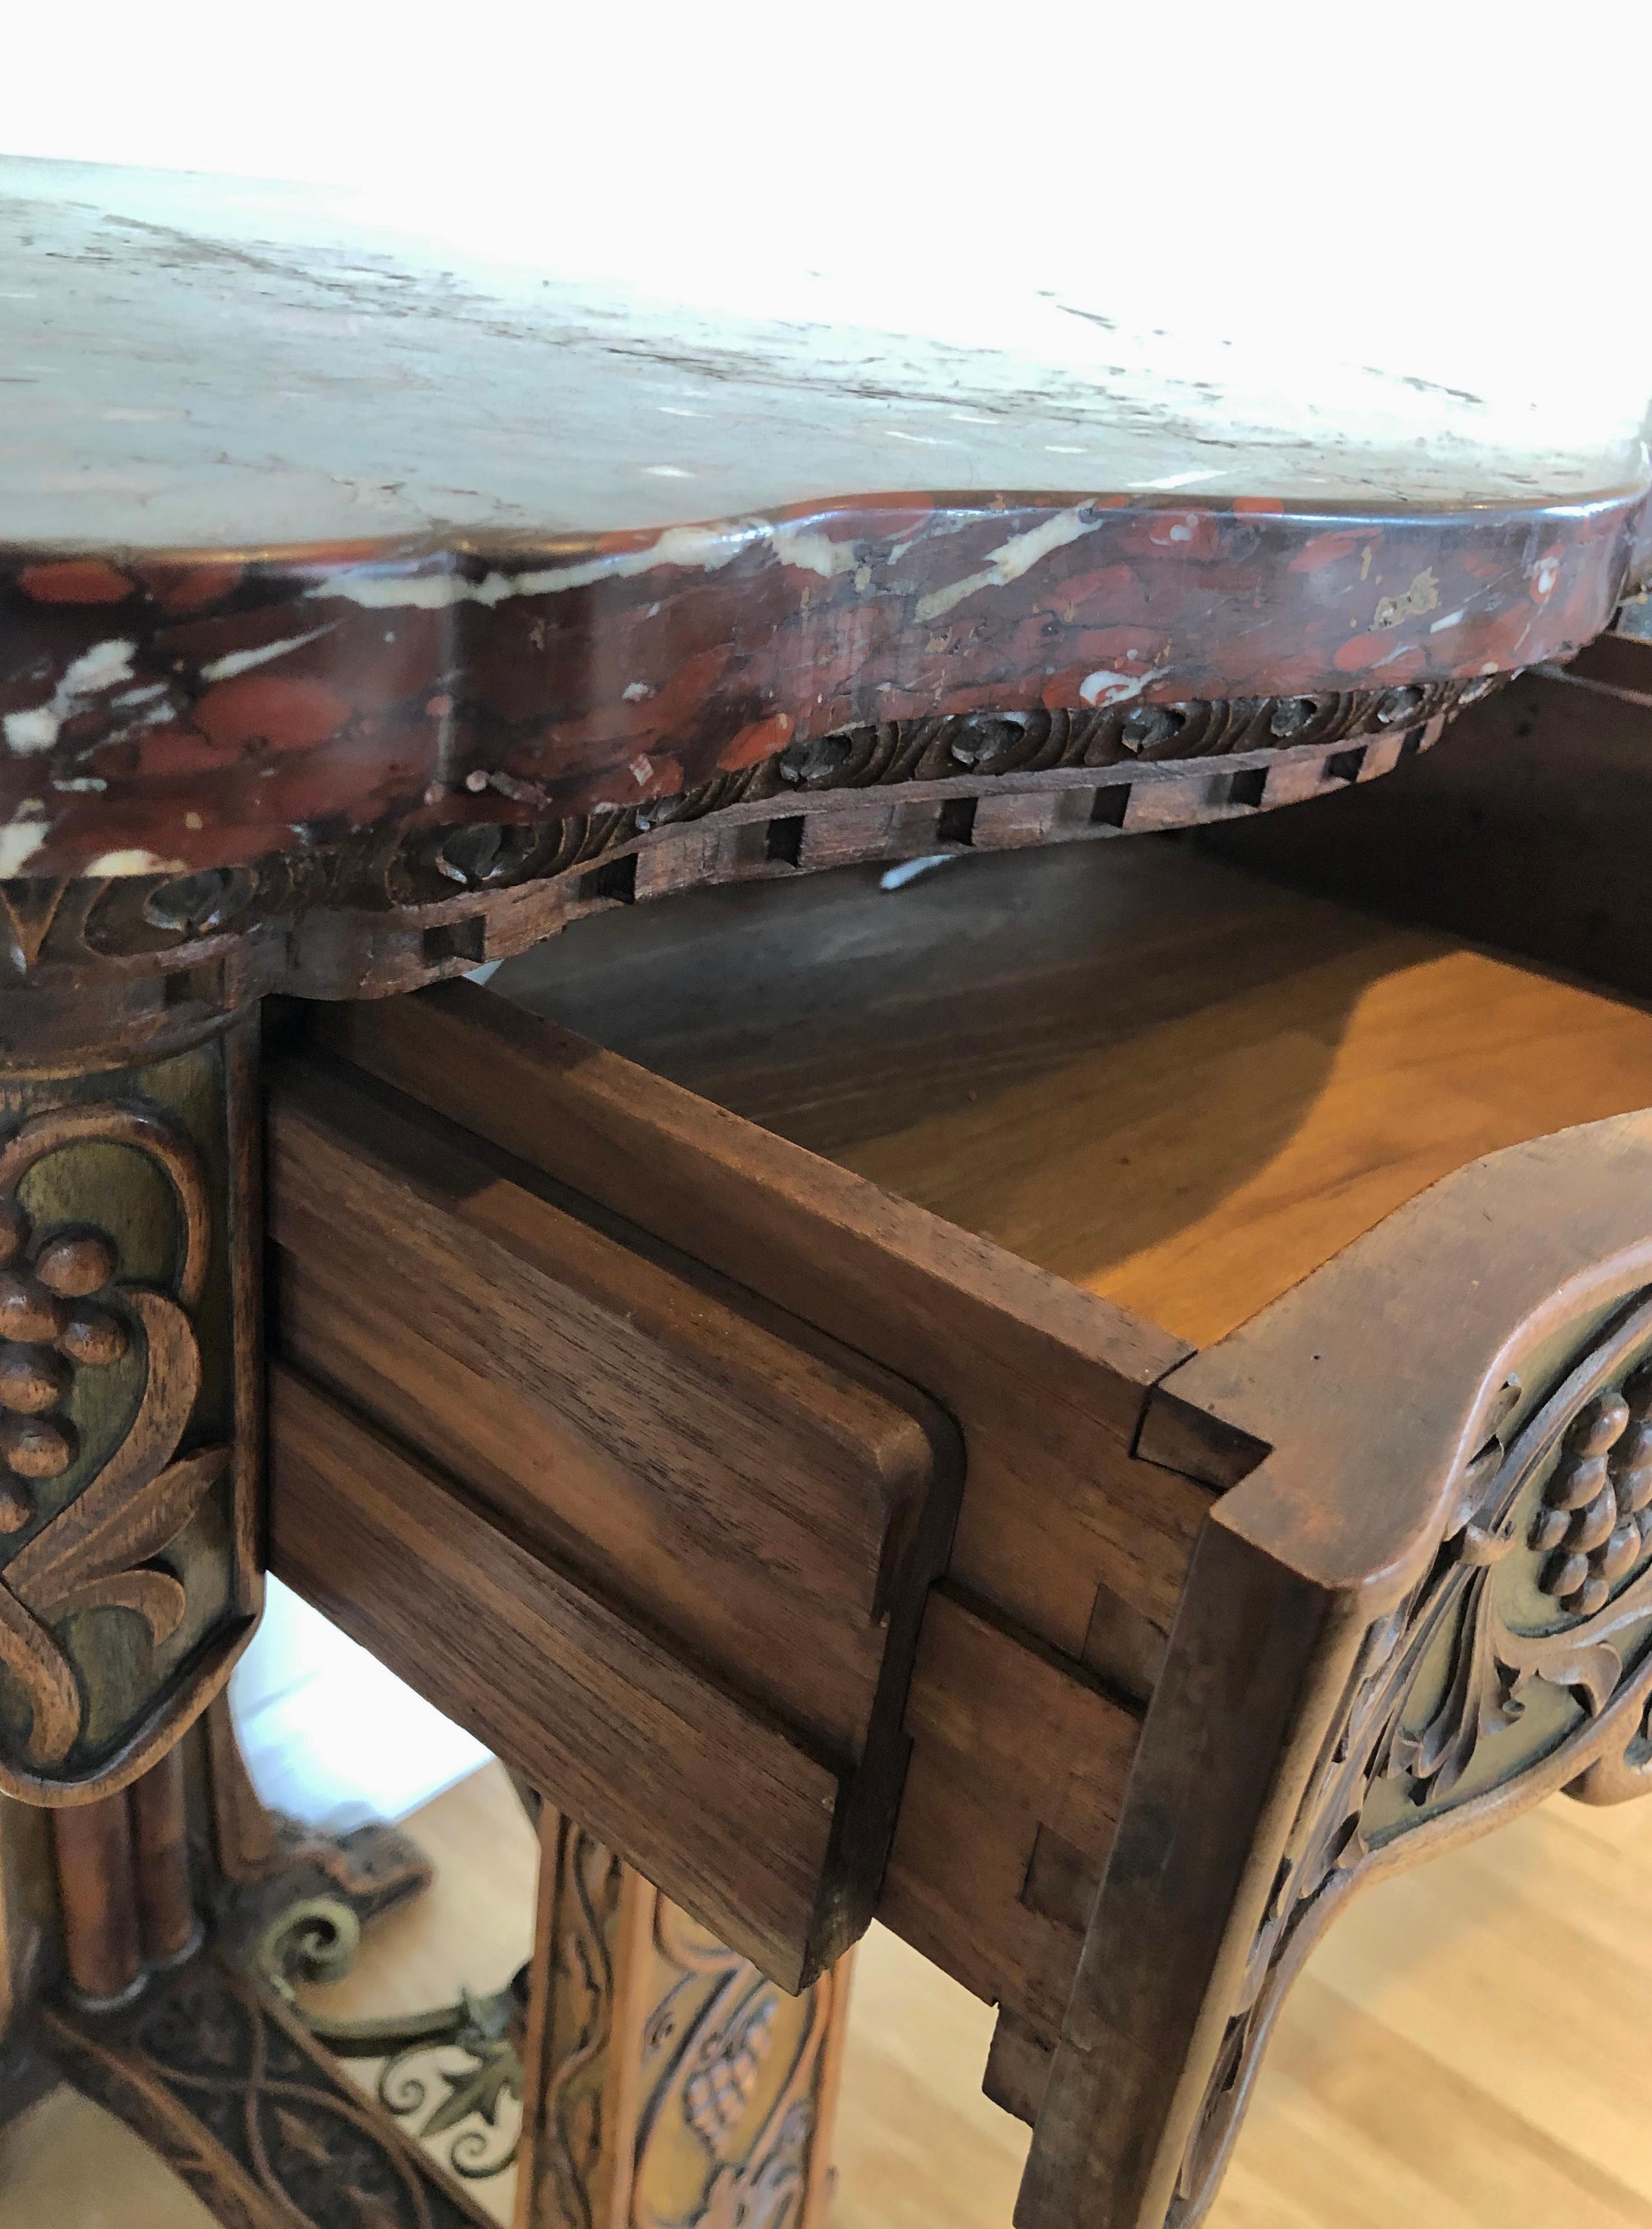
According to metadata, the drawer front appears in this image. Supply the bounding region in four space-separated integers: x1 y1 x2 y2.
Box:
269 1364 843 1988
269 1049 961 1988
272 1056 947 1761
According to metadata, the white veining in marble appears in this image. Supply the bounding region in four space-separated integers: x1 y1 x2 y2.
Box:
914 508 1104 622
1 155 1647 554
198 625 336 681
2 636 135 751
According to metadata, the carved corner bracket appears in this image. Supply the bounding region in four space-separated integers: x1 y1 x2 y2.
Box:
1022 1113 1652 2229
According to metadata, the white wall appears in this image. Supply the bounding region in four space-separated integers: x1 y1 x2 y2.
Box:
232 1577 489 1828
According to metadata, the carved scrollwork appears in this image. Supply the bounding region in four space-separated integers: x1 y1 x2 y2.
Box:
526 1819 839 2229
45 1950 497 2229
0 678 1495 1057
255 1895 527 2185
543 1822 625 2229
756 684 1475 799
633 1900 827 2229
141 864 256 939
1174 1286 1652 2226
0 1035 254 1797
0 1100 226 1773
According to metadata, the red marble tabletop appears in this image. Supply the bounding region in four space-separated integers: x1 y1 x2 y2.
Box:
2 157 1649 884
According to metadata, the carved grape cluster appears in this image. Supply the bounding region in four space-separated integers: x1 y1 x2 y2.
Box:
1530 1366 1652 1615
0 1197 128 1535
682 1993 777 2153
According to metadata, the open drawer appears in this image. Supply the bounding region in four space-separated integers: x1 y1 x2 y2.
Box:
264 835 1652 2229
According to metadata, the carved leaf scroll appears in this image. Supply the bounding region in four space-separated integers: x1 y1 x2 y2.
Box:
0 1582 80 1764
529 1831 836 2229
0 1103 226 1772
1173 1287 1652 2227
632 1899 827 2229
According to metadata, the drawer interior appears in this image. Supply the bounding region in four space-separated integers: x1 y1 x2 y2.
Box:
490 834 1652 1347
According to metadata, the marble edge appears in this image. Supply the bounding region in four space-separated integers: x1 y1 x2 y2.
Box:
3 480 1649 573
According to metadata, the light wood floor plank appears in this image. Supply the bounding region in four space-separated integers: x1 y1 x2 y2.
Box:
7 1769 1652 2227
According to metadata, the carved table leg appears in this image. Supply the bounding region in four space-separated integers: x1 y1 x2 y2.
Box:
1021 1122 1652 2229
0 994 461 2228
0 994 267 2162
0 1003 853 2224
516 1804 850 2229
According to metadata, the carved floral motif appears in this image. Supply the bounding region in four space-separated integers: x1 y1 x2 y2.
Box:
631 1900 827 2229
1175 1287 1652 2225
0 1099 225 1773
529 1823 836 2229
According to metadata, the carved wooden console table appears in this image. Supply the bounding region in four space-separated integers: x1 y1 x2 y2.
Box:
3 154 1652 2229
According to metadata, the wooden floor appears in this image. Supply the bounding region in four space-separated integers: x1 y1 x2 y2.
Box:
836 1777 1652 2229
8 1760 1652 2228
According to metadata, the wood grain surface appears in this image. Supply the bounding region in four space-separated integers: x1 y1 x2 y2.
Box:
287 837 1652 2227
270 1016 1150 2013
879 1589 1139 2045
495 832 1652 2126
1207 629 1652 1011
495 838 1652 1346
267 1364 845 1992
315 984 1205 1677
270 1053 953 1767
